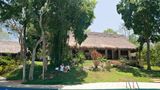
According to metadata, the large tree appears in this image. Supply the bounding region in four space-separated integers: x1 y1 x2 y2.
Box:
0 0 33 81
0 0 96 80
49 0 96 67
117 0 160 70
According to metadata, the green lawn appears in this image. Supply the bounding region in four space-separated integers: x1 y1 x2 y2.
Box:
144 65 160 71
3 60 160 84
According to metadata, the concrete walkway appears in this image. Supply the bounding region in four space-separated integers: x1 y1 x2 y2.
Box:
62 82 160 89
0 76 6 81
0 77 160 89
0 81 61 89
0 76 60 89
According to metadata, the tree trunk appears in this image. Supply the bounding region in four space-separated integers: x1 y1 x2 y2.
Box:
42 38 46 80
139 50 141 65
29 38 42 80
39 12 47 80
146 39 151 70
19 29 26 82
22 57 26 82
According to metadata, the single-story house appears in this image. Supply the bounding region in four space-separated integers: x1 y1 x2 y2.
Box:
0 32 137 60
0 40 20 56
68 32 137 60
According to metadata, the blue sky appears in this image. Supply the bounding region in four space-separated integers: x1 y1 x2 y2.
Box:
89 0 124 32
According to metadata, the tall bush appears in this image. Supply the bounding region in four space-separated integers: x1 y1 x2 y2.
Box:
91 50 102 60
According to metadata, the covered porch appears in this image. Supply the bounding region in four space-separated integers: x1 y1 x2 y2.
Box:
74 48 137 60
104 49 136 60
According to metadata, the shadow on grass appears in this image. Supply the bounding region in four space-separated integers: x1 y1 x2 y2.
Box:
116 65 160 78
6 64 42 80
6 65 88 85
141 69 160 78
25 67 87 85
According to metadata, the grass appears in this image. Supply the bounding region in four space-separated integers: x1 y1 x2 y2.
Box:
3 60 160 84
84 69 152 82
4 61 42 80
144 65 160 71
83 60 93 67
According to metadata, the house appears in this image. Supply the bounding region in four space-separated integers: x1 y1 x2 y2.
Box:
0 40 20 56
0 32 137 60
68 32 137 60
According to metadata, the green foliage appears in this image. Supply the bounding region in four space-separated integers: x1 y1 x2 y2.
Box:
92 60 101 71
142 42 160 66
90 50 104 70
0 0 96 81
106 61 112 71
0 56 17 75
103 28 117 35
117 0 160 70
77 51 86 63
117 0 160 38
24 67 87 85
0 56 14 65
92 57 110 71
98 57 107 62
48 0 96 67
6 62 42 80
120 57 140 68
128 34 138 46
5 60 160 83
0 0 96 69
119 57 127 65
73 51 86 66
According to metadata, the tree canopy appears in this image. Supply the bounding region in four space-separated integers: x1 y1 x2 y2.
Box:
117 0 160 70
0 0 96 80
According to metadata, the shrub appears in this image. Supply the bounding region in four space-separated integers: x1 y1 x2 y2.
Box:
91 50 102 60
72 51 86 66
90 51 112 71
0 56 17 75
110 60 122 67
98 57 107 62
92 57 112 71
105 61 111 71
0 56 14 65
141 42 160 66
120 57 127 64
93 60 100 71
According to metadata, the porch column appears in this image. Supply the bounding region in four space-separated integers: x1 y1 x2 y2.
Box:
118 49 121 59
128 50 131 60
105 49 108 58
112 50 114 59
89 49 93 54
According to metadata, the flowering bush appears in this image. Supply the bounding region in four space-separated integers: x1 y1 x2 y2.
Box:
91 50 102 60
